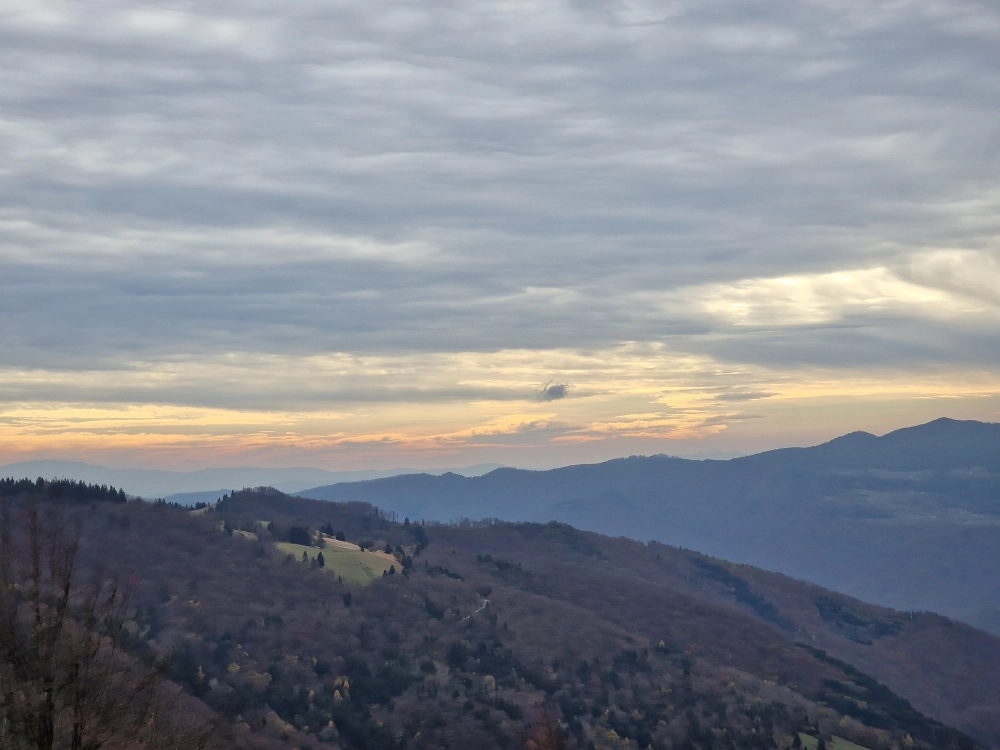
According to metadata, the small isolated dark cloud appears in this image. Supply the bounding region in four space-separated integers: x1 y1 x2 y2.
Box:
537 383 570 402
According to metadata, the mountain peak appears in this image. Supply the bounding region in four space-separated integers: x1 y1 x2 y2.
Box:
825 429 878 444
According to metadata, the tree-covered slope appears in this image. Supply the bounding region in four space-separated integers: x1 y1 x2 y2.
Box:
6 480 998 749
298 419 1000 629
182 489 1000 748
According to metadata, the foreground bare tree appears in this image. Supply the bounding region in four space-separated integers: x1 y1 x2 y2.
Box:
0 499 216 750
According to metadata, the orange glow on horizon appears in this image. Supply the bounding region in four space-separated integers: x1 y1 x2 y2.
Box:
1 349 997 470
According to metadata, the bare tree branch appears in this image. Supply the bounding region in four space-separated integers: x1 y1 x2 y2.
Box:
0 498 217 750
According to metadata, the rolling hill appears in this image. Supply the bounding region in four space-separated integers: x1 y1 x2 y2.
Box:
3 481 1000 748
191 488 1000 747
0 460 507 500
298 418 1000 632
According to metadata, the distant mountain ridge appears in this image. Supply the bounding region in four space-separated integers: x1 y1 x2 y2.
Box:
0 460 506 500
743 418 1000 471
299 418 1000 631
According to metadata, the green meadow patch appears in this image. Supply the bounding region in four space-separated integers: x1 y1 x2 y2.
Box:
275 542 395 585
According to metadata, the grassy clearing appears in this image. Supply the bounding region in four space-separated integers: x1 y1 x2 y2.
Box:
322 536 361 551
798 734 870 750
275 542 395 585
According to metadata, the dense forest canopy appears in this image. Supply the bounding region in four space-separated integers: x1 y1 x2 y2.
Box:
0 480 996 750
0 476 129 504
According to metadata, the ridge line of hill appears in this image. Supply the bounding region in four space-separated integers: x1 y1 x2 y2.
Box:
295 418 1000 637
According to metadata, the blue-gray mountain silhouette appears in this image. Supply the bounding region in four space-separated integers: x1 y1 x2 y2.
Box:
300 418 1000 631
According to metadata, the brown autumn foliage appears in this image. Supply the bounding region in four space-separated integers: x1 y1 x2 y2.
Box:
0 483 993 750
526 710 569 750
0 498 217 750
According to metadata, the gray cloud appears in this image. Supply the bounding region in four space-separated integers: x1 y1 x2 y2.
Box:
1 0 999 399
537 383 570 402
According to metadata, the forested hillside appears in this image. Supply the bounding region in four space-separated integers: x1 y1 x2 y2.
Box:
299 418 1000 631
2 482 996 750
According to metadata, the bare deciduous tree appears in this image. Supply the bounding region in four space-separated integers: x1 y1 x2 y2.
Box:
0 500 216 750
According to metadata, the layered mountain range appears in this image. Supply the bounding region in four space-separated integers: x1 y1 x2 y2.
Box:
299 418 1000 632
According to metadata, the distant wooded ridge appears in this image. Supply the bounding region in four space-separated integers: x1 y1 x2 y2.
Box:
298 418 1000 633
0 460 508 500
0 476 129 504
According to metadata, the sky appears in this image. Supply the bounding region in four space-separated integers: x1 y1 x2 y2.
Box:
1 0 999 471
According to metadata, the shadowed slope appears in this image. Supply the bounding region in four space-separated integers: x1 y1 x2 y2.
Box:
298 419 1000 627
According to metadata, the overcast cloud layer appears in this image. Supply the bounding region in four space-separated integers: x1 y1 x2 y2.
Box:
1 0 999 468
